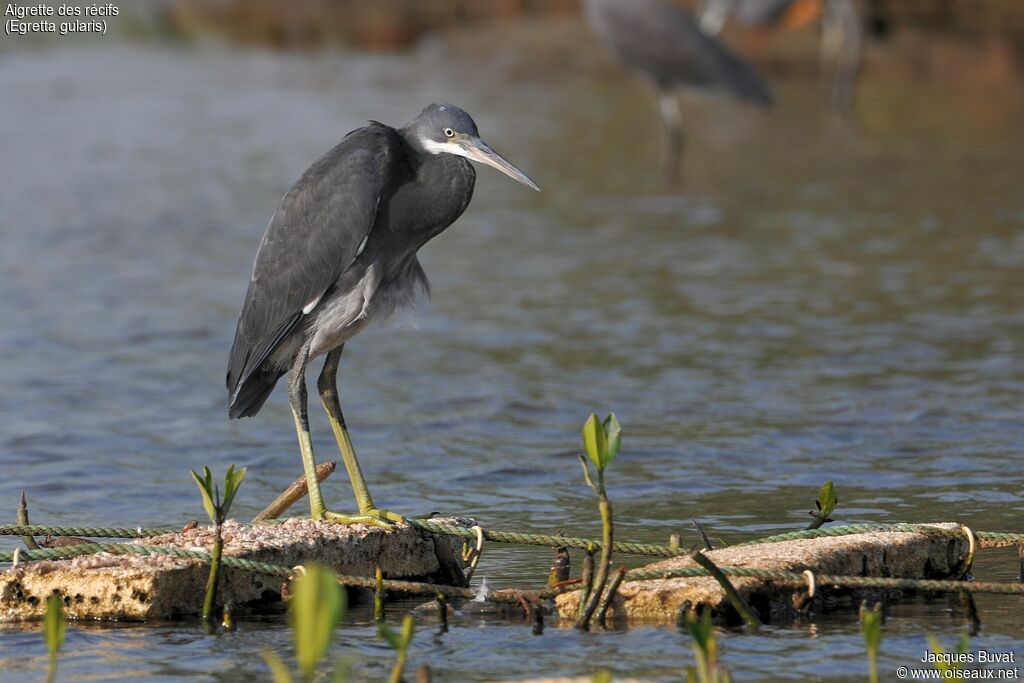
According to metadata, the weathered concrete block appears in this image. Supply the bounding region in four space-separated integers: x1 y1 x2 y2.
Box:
1 517 470 622
556 523 969 625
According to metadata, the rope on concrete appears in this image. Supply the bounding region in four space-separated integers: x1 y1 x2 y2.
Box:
5 542 1024 598
0 524 180 539
620 564 1024 595
3 521 1022 556
734 523 1024 549
404 518 688 557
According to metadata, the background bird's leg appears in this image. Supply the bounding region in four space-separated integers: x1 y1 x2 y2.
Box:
821 0 862 124
287 340 328 520
658 91 685 184
317 346 404 526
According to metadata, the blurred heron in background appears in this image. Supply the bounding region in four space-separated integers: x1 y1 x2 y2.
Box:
585 0 772 183
227 104 538 526
699 0 863 117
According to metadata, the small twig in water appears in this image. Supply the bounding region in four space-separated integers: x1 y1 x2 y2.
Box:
692 519 714 551
17 491 39 548
374 565 385 623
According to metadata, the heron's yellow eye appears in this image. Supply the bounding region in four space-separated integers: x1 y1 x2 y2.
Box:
443 128 455 138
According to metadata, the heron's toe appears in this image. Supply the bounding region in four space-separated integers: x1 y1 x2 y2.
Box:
322 508 406 529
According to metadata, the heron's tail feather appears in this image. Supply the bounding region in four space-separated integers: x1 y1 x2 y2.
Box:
228 369 283 419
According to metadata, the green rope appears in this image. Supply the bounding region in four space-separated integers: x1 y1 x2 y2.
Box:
0 524 179 539
5 543 1024 599
620 564 1024 595
404 518 688 557
3 521 1021 556
734 523 1024 549
2 544 291 577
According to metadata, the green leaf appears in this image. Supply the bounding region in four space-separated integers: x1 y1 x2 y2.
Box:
377 622 401 649
861 605 883 653
582 414 606 470
602 413 621 468
578 455 597 493
927 634 968 681
191 468 217 524
262 651 296 683
817 480 837 518
44 594 66 657
221 465 247 518
954 631 970 655
685 609 716 664
290 565 345 680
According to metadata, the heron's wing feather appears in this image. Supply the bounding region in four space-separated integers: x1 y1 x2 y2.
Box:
227 123 401 405
587 0 772 105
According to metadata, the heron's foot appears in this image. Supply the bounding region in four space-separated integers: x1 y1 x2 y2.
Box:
320 508 406 529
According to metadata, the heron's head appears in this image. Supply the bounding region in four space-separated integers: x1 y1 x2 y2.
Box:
409 104 539 191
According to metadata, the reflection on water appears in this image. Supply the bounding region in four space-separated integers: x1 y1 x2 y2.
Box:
0 36 1022 681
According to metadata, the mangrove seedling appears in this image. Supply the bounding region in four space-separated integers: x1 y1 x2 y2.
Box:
374 565 385 623
684 609 731 683
43 593 66 683
690 551 760 632
806 480 837 530
926 633 970 682
860 601 883 683
190 464 247 622
264 564 347 683
576 413 621 630
379 614 416 683
577 542 596 622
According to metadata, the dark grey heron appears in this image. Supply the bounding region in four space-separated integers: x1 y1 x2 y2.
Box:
227 104 539 527
585 0 772 182
698 0 862 117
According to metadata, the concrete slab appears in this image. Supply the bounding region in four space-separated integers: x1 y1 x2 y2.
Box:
555 523 970 625
1 517 470 622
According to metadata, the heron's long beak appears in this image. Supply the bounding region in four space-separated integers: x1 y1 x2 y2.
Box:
461 137 540 191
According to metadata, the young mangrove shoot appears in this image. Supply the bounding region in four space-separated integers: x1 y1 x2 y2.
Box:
684 608 731 683
380 614 416 683
374 565 385 623
689 551 760 632
576 412 621 630
190 464 247 623
926 632 970 682
806 480 837 530
860 601 883 683
43 593 66 683
264 564 347 683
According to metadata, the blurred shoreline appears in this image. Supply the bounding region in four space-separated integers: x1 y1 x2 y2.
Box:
156 0 1024 87
3 1 1024 93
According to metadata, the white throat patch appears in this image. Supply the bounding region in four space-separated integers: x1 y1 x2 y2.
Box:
418 135 469 158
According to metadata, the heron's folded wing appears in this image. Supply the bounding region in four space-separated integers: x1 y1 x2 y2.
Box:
227 124 401 400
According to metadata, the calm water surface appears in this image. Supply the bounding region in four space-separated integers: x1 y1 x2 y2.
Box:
1 35 1023 682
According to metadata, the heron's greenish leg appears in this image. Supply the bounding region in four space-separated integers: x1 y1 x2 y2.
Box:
287 340 329 521
658 91 684 184
317 346 405 527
